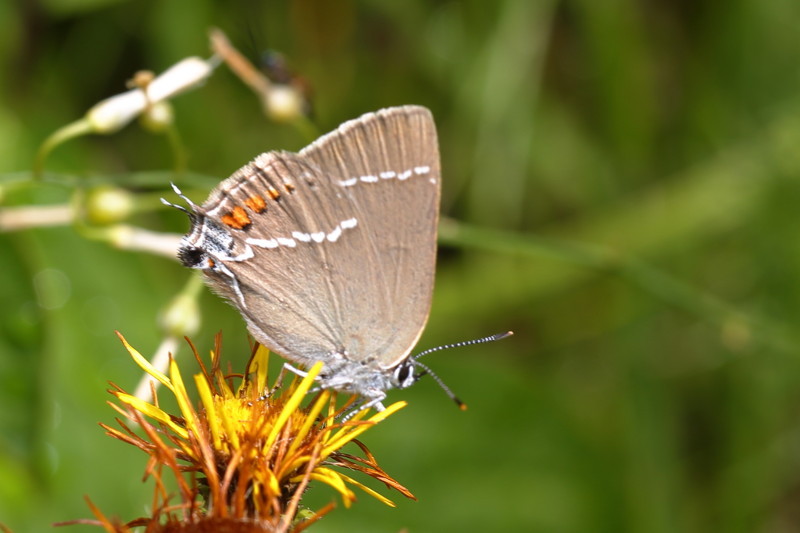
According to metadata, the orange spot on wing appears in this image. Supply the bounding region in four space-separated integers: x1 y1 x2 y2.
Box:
244 195 267 213
221 206 252 230
284 182 296 193
267 187 281 200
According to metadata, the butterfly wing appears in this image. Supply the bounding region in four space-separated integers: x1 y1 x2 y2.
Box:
195 106 441 370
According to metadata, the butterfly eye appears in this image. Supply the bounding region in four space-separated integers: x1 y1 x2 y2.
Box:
394 363 416 389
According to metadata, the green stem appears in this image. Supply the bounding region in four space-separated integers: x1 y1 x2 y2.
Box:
165 123 188 175
33 119 94 180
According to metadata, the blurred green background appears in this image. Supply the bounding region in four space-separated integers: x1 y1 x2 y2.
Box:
3 0 800 531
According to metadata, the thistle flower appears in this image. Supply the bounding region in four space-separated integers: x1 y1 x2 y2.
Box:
71 333 414 532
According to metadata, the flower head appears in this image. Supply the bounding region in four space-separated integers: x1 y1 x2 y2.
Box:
80 333 414 532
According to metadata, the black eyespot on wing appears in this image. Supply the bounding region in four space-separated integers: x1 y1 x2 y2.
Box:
178 246 205 267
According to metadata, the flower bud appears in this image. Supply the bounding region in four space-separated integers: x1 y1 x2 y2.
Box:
86 57 215 133
84 186 135 225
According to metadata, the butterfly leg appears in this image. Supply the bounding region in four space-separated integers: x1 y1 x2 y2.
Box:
340 394 387 423
281 363 388 422
284 361 330 389
282 362 309 378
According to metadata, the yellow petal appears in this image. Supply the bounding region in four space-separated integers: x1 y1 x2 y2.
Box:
195 373 222 450
299 468 356 507
265 361 322 449
116 331 173 392
218 398 242 451
336 471 397 507
286 390 331 459
322 401 406 456
115 392 188 439
168 358 199 433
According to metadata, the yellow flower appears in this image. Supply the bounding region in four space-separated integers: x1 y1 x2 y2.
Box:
86 333 414 532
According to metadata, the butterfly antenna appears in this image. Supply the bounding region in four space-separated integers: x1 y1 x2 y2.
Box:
412 359 468 410
160 182 197 215
412 331 513 411
413 331 513 361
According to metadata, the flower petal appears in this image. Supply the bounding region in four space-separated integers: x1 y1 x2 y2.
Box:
115 392 189 439
265 361 323 449
116 331 173 392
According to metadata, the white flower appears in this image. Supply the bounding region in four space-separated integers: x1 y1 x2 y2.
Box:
86 57 216 133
